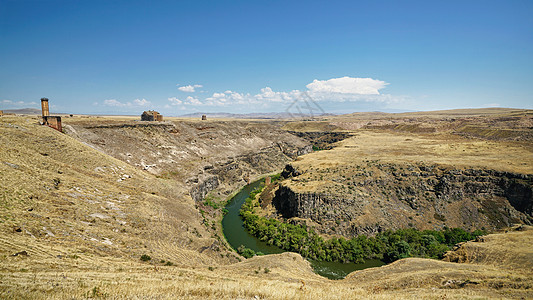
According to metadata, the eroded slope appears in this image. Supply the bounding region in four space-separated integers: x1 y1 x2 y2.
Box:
65 118 310 201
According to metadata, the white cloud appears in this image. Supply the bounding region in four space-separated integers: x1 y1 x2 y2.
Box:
211 92 226 98
1 99 38 107
254 87 302 103
307 91 404 104
103 99 124 107
168 97 182 105
103 98 151 107
205 91 249 106
177 84 203 92
193 77 392 108
306 76 388 95
167 76 402 112
133 98 150 106
186 96 202 105
198 88 301 107
168 96 202 106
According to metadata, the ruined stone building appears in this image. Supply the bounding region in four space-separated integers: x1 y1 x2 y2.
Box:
141 110 163 121
40 98 62 132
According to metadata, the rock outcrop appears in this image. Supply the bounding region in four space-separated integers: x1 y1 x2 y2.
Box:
190 175 220 202
191 144 312 202
271 163 533 238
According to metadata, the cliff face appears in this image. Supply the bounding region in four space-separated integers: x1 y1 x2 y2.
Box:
190 143 312 202
271 163 533 237
65 120 311 203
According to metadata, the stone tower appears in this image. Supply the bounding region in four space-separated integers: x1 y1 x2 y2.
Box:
41 98 50 117
40 97 62 132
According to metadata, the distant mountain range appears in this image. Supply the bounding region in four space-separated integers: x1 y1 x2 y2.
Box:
1 108 334 119
177 112 335 119
1 108 42 115
5 107 526 119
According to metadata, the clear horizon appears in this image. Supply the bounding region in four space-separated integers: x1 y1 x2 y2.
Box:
1 0 532 115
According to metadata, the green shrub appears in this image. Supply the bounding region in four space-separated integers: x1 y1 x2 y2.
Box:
140 254 151 262
237 245 257 258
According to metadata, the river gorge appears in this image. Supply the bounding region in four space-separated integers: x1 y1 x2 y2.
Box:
222 178 385 280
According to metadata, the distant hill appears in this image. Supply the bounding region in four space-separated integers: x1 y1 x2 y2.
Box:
178 112 335 119
1 108 77 116
2 108 42 115
334 107 532 120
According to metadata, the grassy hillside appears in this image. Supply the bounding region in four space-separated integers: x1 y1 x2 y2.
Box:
0 115 224 268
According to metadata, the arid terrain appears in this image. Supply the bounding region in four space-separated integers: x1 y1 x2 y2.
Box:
1 108 532 299
268 125 532 237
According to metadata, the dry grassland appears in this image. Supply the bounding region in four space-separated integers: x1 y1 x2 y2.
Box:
1 114 532 299
1 230 531 299
0 116 223 266
288 130 532 191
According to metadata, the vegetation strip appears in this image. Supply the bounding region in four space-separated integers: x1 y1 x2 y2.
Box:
239 181 487 263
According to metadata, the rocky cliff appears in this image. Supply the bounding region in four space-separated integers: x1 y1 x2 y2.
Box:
271 163 533 238
65 120 311 203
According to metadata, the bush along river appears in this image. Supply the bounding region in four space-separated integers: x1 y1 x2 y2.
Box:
222 178 384 280
222 177 487 280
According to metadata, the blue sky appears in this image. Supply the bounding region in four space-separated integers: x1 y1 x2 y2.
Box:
1 0 532 115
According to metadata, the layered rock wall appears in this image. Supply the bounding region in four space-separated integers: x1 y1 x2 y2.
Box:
271 164 533 237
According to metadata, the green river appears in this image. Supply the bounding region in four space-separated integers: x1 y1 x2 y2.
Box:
222 179 385 280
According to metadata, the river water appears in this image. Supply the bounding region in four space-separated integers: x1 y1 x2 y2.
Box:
222 179 385 280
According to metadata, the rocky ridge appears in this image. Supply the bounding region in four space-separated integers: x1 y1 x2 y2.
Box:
269 163 532 238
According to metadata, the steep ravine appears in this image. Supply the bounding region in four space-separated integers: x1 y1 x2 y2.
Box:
65 120 312 258
270 163 533 238
66 120 312 204
189 142 312 202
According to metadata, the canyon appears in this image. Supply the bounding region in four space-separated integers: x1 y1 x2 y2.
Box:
1 108 532 299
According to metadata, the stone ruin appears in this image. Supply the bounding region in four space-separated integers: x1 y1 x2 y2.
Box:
40 98 62 132
202 114 207 120
141 110 163 121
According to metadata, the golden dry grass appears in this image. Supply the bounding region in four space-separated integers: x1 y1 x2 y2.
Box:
328 107 533 120
2 232 532 299
288 130 532 195
0 115 223 267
